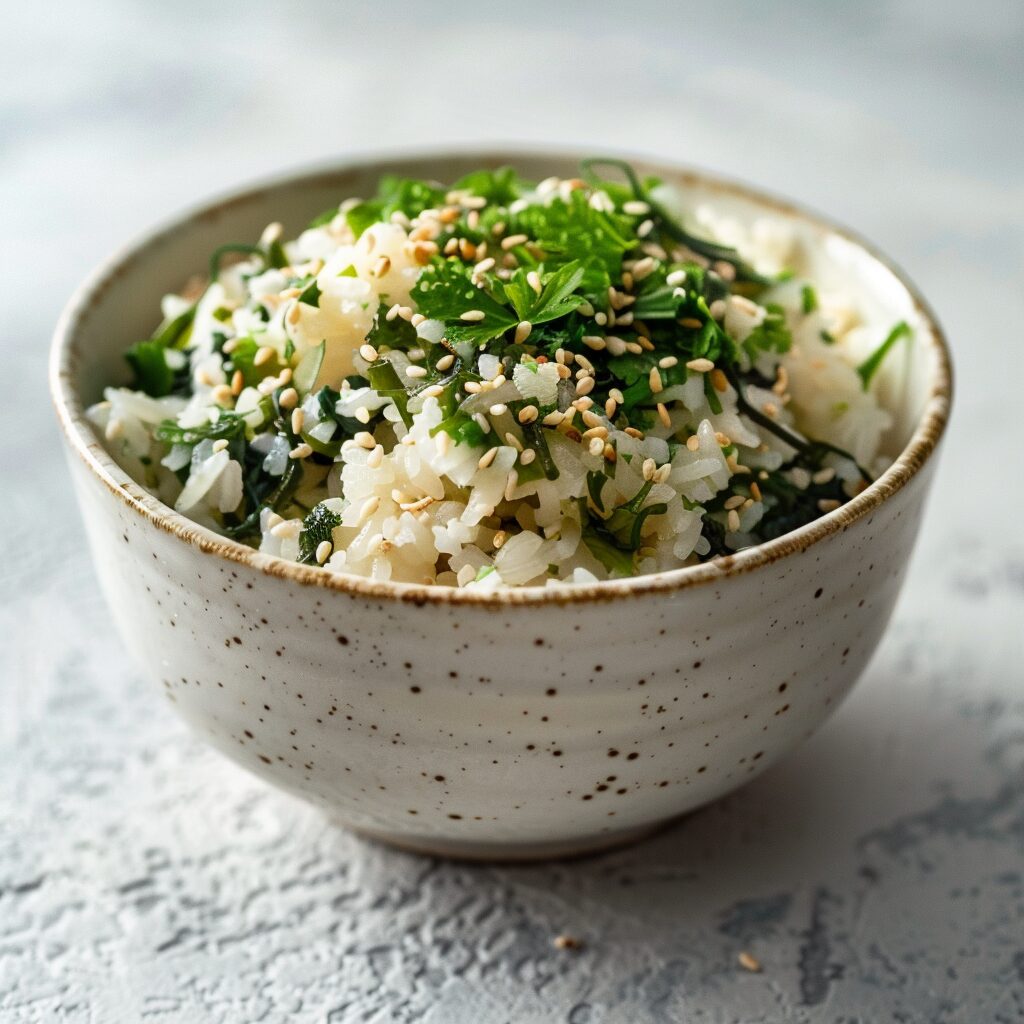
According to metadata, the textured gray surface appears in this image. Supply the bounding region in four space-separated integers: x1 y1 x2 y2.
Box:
3 1 1023 1021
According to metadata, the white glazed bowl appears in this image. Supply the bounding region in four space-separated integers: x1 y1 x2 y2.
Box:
51 149 952 860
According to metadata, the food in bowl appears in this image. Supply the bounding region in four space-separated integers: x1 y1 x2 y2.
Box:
88 160 910 589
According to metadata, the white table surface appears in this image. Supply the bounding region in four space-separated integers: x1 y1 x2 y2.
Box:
2 1 1023 1020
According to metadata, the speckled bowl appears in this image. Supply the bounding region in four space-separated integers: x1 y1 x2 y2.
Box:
50 149 952 860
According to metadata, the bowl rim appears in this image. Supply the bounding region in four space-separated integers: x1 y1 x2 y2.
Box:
50 144 953 607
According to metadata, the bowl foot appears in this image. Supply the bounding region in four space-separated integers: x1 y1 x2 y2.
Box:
333 818 672 862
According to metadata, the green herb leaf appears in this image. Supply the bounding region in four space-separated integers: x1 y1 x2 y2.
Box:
298 503 342 564
411 260 517 346
124 340 174 397
857 321 911 389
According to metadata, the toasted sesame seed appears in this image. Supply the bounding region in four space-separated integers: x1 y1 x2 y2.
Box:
649 367 663 394
211 384 234 406
286 302 302 325
593 311 608 326
501 233 528 250
749 482 763 501
582 426 608 442
738 951 761 973
812 467 836 485
463 381 482 394
374 255 391 276
686 358 715 372
397 305 413 320
405 365 428 379
625 341 644 355
817 498 842 512
582 335 607 351
514 320 532 344
555 362 572 380
359 343 379 362
514 405 537 426
727 509 741 532
622 199 650 216
631 256 657 281
711 369 729 393
588 437 605 456
724 495 745 510
604 397 617 419
503 431 523 452
575 376 595 397
291 408 305 434
542 410 564 426
478 446 500 470
435 353 455 372
490 403 508 417
230 369 244 395
423 384 444 398
354 431 376 449
658 355 678 369
315 540 333 565
762 402 779 417
461 309 486 322
474 257 496 276
520 448 536 466
358 496 380 522
686 434 700 451
288 442 312 460
410 313 425 326
656 403 671 428
527 271 542 295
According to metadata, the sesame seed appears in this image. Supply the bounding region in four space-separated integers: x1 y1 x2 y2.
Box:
503 431 522 452
527 271 542 295
435 353 455 372
749 482 763 501
400 496 435 513
520 448 536 465
727 509 741 532
514 320 532 344
738 952 761 973
817 498 842 513
582 425 608 442
405 365 428 379
625 341 644 355
642 458 656 481
555 363 572 380
762 402 779 417
711 369 729 393
575 376 595 397
622 199 650 216
582 335 607 351
686 358 715 373
649 367 663 394
594 311 608 326
812 467 836 485
286 302 302 325
211 438 229 454
354 431 376 449
588 437 605 456
658 356 678 369
709 299 727 320
411 313 425 326
656 403 671 428
230 369 244 395
374 255 391 276
359 343 379 362
666 269 687 287
288 442 312 460
623 426 645 440
637 218 655 237
478 446 499 470
631 256 657 280
315 540 333 565
542 410 564 426
423 384 444 398
211 384 234 406
290 408 305 434
724 495 746 510
580 409 603 429
354 406 371 424
501 233 528 250
474 257 496 276
397 306 414 320
385 303 401 321
604 397 617 419
473 413 491 436
435 431 452 456
461 309 486 322
358 496 380 522
463 381 482 394
686 434 700 451
490 403 508 417
654 465 671 484
221 339 238 355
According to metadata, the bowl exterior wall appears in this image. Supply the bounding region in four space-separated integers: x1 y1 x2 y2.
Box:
66 446 937 853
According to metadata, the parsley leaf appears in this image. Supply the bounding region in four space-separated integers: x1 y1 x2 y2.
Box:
411 260 517 346
298 503 343 564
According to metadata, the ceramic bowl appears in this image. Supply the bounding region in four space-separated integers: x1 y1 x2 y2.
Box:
50 149 952 860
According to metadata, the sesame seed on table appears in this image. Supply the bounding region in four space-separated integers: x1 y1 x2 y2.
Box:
2 2 1022 1022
